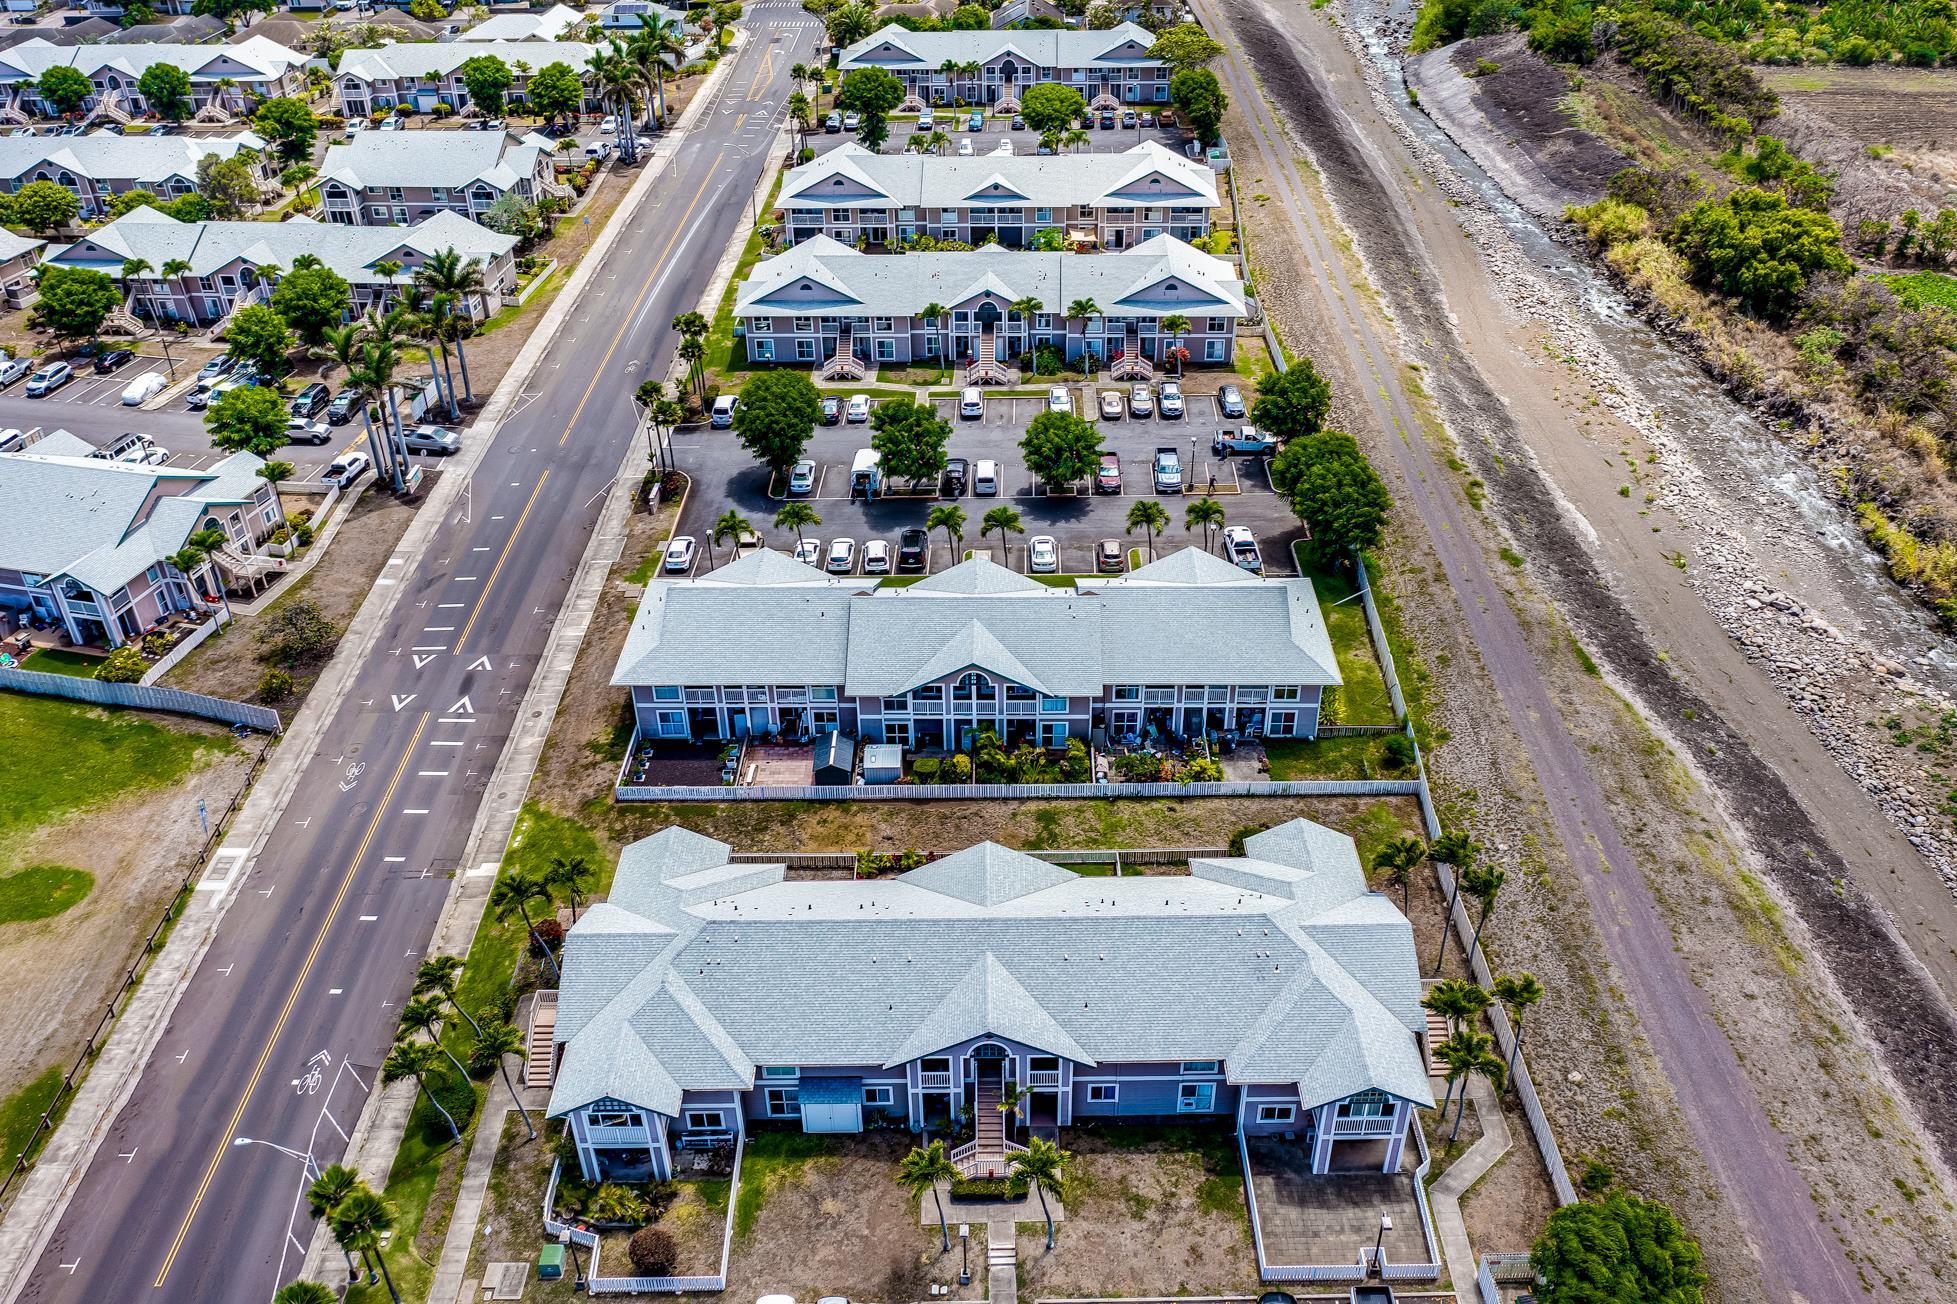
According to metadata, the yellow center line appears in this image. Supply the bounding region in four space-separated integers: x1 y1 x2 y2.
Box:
449 469 551 654
747 47 774 100
154 712 431 1289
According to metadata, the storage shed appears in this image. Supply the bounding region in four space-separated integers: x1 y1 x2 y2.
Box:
862 743 904 785
813 732 855 785
798 1077 864 1133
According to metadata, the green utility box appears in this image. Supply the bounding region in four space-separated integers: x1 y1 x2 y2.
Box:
538 1244 565 1279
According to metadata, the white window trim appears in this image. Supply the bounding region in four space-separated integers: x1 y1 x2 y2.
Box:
1085 1083 1118 1103
1256 1104 1296 1123
686 1110 727 1130
863 1086 894 1106
1179 1061 1220 1075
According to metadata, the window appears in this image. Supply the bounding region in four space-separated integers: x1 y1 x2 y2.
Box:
1177 1082 1215 1112
874 316 894 332
925 335 940 357
1207 317 1228 332
881 696 909 714
588 1111 643 1130
1180 1061 1220 1075
1040 697 1067 713
1034 208 1053 223
796 339 816 361
876 339 896 361
765 1087 801 1117
654 709 686 735
914 684 944 701
811 686 838 701
761 1066 800 1079
686 1110 726 1130
921 1057 951 1074
794 316 814 331
752 339 775 361
1205 339 1225 361
1086 1084 1118 1103
1257 1104 1296 1124
863 1086 894 1106
1341 1090 1392 1118
751 317 774 332
1272 685 1301 701
1112 685 1140 702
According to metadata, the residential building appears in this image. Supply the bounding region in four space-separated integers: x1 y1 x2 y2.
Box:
460 4 587 41
597 0 690 35
735 234 1244 377
0 37 308 123
837 23 1168 108
0 132 271 219
0 228 43 284
776 141 1219 250
613 549 1337 749
545 820 1433 1184
317 131 564 226
0 431 283 648
333 41 600 119
47 207 519 326
990 0 1066 28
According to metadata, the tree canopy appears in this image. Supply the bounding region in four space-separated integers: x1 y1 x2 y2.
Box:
1250 356 1332 441
191 0 276 27
1020 410 1103 488
196 152 260 219
528 62 585 124
869 398 952 487
272 266 352 347
137 64 193 121
825 1 877 48
458 54 514 115
34 67 91 118
1021 83 1086 134
206 384 291 458
1169 68 1227 147
1667 186 1851 319
1531 1194 1707 1304
837 67 906 150
29 265 118 341
13 180 78 234
1148 23 1224 70
224 304 295 379
253 97 319 163
731 370 823 477
1273 430 1392 568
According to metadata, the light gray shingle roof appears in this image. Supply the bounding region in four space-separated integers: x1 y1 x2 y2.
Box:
0 132 265 188
838 21 1162 72
0 35 305 84
780 141 1218 213
319 131 545 193
335 41 598 84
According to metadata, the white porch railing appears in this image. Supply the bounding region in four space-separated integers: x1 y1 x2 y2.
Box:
139 607 228 685
918 1071 952 1089
1025 1070 1060 1087
950 1137 1026 1179
1331 1115 1398 1137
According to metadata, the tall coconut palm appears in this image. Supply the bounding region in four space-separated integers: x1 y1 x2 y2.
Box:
1065 298 1101 369
398 995 470 1081
774 500 821 548
1492 972 1544 1089
546 854 595 921
787 89 812 152
918 301 949 378
711 509 753 567
305 1162 363 1285
164 545 211 610
381 1038 462 1142
1372 836 1426 916
413 954 482 1038
1420 978 1489 1038
159 257 192 324
476 1020 538 1140
1006 1136 1069 1250
488 867 560 981
414 247 486 402
925 128 949 156
347 337 405 492
980 505 1023 565
1063 126 1088 153
1428 830 1480 975
1124 498 1166 560
926 503 965 560
1159 312 1190 376
330 1186 403 1304
1461 863 1506 968
896 1140 960 1252
1183 496 1224 552
1436 1029 1505 1143
1009 295 1044 372
119 256 151 323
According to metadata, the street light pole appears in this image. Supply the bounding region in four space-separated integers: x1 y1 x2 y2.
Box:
232 1135 322 1182
959 1224 970 1286
560 1228 587 1293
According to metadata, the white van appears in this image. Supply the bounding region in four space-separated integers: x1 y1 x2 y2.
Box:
710 394 739 428
974 459 998 495
850 448 881 495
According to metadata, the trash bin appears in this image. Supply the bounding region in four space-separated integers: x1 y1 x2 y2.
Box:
538 1244 565 1279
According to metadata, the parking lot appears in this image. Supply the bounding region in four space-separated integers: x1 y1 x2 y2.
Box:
7 353 176 411
668 382 1299 579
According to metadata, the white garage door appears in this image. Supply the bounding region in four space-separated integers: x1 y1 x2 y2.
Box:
800 1101 862 1133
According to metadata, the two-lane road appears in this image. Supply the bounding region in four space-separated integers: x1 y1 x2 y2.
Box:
17 16 813 1302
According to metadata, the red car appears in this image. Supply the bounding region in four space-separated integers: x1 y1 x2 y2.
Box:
1096 452 1122 494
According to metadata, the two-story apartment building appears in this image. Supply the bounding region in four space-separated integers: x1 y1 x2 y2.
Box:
837 23 1168 108
334 41 600 119
546 820 1433 1184
613 549 1338 749
736 233 1245 372
318 131 558 226
458 3 587 41
0 37 307 121
777 141 1219 250
0 431 283 648
47 206 519 326
0 132 271 219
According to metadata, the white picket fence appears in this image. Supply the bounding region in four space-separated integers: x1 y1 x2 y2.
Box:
0 665 280 732
541 1129 746 1293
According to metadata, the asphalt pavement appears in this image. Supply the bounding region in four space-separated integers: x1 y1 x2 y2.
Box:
12 14 812 1304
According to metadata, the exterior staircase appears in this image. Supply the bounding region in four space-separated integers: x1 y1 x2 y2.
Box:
821 324 865 381
1424 1008 1449 1075
524 989 559 1088
101 290 146 337
964 326 1016 386
951 1069 1027 1178
0 97 26 127
193 100 235 125
212 542 287 584
207 285 269 342
1109 329 1154 381
84 88 134 128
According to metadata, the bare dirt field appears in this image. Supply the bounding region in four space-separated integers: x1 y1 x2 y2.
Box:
1758 64 1957 149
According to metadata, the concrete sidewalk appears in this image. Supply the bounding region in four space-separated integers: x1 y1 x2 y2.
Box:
1427 1075 1511 1303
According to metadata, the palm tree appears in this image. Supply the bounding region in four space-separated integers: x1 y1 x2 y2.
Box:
347 338 405 492
476 1020 538 1140
1492 972 1544 1089
787 89 812 152
918 301 950 378
414 247 486 402
399 995 470 1081
1437 1029 1506 1143
1009 295 1044 372
1063 126 1089 153
546 854 595 921
677 337 707 408
1461 863 1506 968
330 1186 403 1304
1421 977 1489 1038
926 128 949 156
895 1140 960 1252
159 257 192 324
272 1282 339 1304
488 867 560 981
1160 312 1190 376
372 259 404 313
165 545 211 610
305 1162 363 1285
119 256 151 322
711 509 753 568
980 505 1023 565
1006 1136 1069 1250
381 1038 462 1142
413 955 482 1038
926 503 965 560
790 62 813 91
1183 496 1224 552
774 501 821 548
996 1082 1028 1133
1372 836 1426 916
1124 498 1166 560
1429 830 1480 975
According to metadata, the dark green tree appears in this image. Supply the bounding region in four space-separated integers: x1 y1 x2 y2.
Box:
1276 431 1392 570
191 0 276 29
137 64 193 121
1147 23 1223 70
224 303 294 378
1169 68 1227 147
14 180 78 234
206 385 291 457
196 152 261 219
1668 186 1851 319
272 265 351 347
527 62 585 127
457 54 514 116
34 67 91 118
1531 1194 1707 1304
948 3 988 27
1019 409 1103 490
106 189 162 220
837 66 905 150
28 265 117 341
1021 83 1085 135
253 97 318 163
731 370 823 479
869 397 952 488
1251 355 1332 441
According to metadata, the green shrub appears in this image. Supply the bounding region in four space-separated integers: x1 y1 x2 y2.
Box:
92 645 147 683
1381 733 1418 771
949 1175 1029 1200
258 668 295 702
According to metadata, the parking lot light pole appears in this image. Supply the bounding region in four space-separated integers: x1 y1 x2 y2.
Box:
959 1224 970 1285
1372 1213 1391 1278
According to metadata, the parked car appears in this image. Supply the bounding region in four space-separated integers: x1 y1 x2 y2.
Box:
289 382 331 418
842 110 861 132
326 390 362 425
599 114 618 134
898 527 929 571
1098 390 1123 420
1099 110 1115 128
845 393 871 422
92 347 134 374
185 381 219 410
1011 114 1025 130
1218 382 1246 418
120 372 167 405
283 418 332 446
1028 535 1058 573
793 538 822 566
1122 108 1137 128
664 535 698 573
820 395 842 425
1153 446 1182 493
917 112 933 130
0 428 26 452
862 539 891 574
787 459 816 495
825 537 856 573
1128 383 1153 418
379 116 404 131
957 137 974 156
584 140 612 161
0 356 32 387
1223 525 1263 573
322 450 371 488
1096 538 1125 573
710 394 739 427
973 458 998 496
1046 385 1070 415
484 118 507 133
198 353 236 382
402 424 460 454
942 457 969 496
825 111 842 133
959 387 983 420
1139 110 1156 128
1096 452 1122 494
968 110 983 131
24 362 71 396
345 116 367 133
1158 379 1184 418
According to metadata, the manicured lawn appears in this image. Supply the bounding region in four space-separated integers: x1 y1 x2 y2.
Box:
0 865 93 924
16 649 103 679
0 692 233 845
0 1064 65 1171
1296 562 1396 725
707 172 785 379
1263 733 1406 780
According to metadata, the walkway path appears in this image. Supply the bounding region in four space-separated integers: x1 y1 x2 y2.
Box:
986 1221 1016 1304
1427 1077 1510 1303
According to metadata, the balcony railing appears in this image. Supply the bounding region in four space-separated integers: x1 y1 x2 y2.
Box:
919 1071 952 1089
1025 1070 1061 1087
1331 1115 1398 1137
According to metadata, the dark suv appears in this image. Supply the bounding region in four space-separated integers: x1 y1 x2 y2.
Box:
289 382 331 419
898 527 929 571
820 395 843 426
326 390 362 425
942 457 969 496
92 348 134 374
